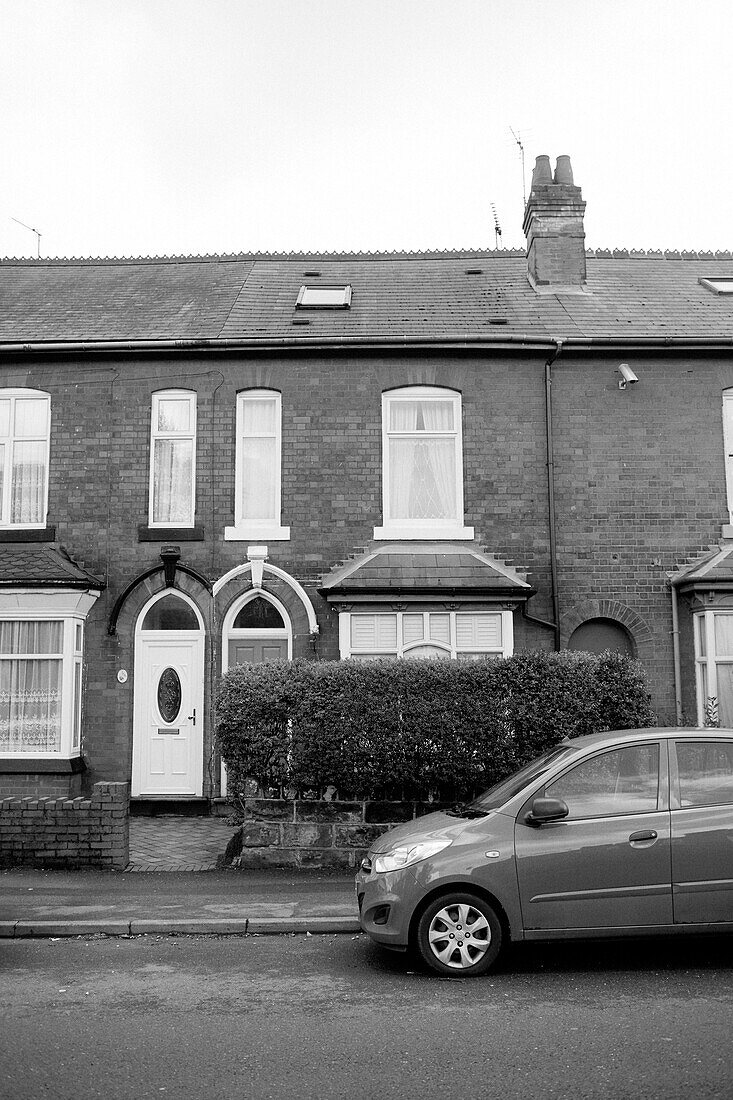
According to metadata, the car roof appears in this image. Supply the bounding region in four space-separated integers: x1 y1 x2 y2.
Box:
565 726 733 752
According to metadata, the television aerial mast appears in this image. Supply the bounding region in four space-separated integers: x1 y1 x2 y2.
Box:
10 217 42 258
509 127 527 208
490 203 502 249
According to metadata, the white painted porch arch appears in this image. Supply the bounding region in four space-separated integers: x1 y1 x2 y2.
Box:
213 561 318 634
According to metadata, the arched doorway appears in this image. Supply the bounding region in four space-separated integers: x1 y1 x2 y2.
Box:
132 590 205 796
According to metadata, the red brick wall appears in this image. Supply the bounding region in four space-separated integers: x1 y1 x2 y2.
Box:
0 781 129 870
2 347 730 791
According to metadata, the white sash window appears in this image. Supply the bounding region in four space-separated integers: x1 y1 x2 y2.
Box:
149 390 196 527
374 387 473 540
0 390 50 529
225 389 290 541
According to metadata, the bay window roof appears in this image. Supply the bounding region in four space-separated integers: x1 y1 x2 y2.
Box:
319 543 532 601
0 544 103 588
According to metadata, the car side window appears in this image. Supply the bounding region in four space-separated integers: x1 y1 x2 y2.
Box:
676 741 733 808
545 744 660 820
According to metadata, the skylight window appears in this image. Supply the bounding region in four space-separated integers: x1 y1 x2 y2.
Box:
699 278 733 295
296 285 352 309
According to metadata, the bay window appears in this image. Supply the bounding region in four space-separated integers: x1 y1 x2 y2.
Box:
0 389 50 528
0 591 95 758
340 610 512 660
374 386 473 540
149 390 196 527
695 611 733 727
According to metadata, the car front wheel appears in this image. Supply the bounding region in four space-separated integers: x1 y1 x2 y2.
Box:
416 893 503 977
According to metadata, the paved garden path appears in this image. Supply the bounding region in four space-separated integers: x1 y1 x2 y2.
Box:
127 815 238 872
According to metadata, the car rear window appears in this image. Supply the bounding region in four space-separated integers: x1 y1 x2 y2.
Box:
677 740 733 808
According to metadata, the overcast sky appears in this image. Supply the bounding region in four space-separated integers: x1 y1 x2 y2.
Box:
1 0 730 259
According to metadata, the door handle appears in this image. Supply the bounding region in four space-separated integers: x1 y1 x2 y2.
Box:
629 829 657 843
187 708 196 725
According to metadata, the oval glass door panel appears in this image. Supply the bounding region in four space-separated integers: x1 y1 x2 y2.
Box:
157 667 182 723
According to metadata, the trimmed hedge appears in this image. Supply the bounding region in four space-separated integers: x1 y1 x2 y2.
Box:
215 651 656 804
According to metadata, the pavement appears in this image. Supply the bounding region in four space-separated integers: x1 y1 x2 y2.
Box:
0 814 362 939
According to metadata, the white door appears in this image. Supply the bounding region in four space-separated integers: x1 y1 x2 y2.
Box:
132 634 204 796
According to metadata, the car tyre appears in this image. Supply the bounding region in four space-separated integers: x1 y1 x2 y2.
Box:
415 892 503 977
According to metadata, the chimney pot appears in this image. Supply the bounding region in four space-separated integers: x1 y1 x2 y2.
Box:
531 155 553 188
554 155 574 185
523 154 586 292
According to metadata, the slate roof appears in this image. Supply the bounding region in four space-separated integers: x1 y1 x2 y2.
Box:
319 543 531 598
0 545 103 588
671 544 733 590
2 250 733 345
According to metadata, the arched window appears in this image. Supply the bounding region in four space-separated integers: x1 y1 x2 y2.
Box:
0 389 50 528
224 592 291 668
374 386 473 540
233 596 285 630
141 593 200 631
568 618 633 656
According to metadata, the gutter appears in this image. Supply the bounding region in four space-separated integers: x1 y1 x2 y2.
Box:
3 334 733 356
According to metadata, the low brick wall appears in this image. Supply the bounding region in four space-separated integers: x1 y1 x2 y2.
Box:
0 782 129 871
225 798 449 870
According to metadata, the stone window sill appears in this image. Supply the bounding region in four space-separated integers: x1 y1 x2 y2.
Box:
373 524 474 541
224 524 290 542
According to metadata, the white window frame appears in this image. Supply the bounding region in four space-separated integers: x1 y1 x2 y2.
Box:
0 589 99 759
338 609 513 660
722 391 733 526
296 285 352 309
374 385 474 540
694 609 733 727
700 278 733 295
225 389 290 541
0 388 51 530
148 389 197 528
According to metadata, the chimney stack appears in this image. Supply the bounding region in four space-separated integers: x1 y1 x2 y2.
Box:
523 155 586 292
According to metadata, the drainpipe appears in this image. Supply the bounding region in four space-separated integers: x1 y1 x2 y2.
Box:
669 578 684 724
522 340 563 649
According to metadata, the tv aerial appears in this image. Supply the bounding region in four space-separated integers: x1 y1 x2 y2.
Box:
10 216 42 257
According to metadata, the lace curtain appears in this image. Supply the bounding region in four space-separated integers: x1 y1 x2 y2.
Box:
2 397 48 524
0 622 62 752
388 399 456 521
153 439 193 524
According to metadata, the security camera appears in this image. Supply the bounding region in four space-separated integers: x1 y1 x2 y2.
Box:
617 363 639 390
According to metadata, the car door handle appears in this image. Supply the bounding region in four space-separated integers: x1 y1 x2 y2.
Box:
629 830 657 843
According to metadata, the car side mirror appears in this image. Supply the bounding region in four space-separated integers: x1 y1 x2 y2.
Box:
526 796 569 826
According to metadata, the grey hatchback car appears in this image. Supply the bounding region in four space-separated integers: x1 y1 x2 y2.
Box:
355 727 733 976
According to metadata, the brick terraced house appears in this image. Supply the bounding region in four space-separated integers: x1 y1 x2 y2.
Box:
1 154 733 808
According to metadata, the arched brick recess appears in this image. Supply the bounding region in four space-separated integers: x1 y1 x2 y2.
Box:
114 571 213 652
560 599 653 660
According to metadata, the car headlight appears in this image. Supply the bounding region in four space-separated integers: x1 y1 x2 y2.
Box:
373 838 452 874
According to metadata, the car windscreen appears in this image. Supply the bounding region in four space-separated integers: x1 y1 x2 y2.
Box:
468 744 577 813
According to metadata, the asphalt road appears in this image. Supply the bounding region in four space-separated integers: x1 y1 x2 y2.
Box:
2 931 733 1100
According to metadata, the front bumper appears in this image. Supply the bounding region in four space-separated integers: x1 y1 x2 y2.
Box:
355 861 427 950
